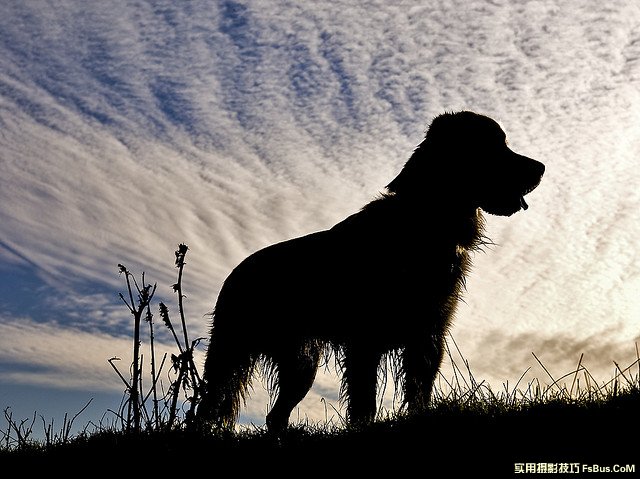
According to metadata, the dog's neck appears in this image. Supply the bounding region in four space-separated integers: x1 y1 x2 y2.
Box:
361 191 488 252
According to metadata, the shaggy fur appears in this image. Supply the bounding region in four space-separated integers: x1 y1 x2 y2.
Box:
196 111 545 433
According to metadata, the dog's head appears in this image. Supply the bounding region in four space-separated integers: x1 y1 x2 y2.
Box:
387 111 545 216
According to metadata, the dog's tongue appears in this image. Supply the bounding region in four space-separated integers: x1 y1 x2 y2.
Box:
520 196 529 210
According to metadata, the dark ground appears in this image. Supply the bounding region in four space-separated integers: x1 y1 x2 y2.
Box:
3 391 638 477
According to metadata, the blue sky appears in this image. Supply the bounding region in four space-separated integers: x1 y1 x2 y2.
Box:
1 0 640 435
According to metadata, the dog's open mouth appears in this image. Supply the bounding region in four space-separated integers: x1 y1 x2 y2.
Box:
518 173 544 211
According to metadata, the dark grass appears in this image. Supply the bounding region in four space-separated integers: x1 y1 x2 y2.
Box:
2 371 638 475
2 389 638 476
2 246 638 474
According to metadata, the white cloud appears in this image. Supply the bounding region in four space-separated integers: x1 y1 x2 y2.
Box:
1 0 640 424
0 316 138 391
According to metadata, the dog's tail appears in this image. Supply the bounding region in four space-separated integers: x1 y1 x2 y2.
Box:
197 308 256 429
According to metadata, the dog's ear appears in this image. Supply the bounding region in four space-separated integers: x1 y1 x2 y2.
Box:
386 113 457 194
386 142 426 194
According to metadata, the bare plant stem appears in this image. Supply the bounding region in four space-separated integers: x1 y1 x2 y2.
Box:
112 245 205 433
171 244 203 425
174 244 190 349
147 303 160 430
131 293 141 433
117 265 157 432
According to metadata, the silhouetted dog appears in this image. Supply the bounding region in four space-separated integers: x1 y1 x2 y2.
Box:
197 111 545 433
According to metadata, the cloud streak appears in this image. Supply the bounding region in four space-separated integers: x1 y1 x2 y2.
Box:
1 0 639 425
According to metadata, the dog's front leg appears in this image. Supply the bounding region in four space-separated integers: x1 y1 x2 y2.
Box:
341 345 381 425
402 331 446 414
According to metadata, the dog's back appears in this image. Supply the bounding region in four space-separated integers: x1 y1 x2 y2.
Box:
214 191 480 344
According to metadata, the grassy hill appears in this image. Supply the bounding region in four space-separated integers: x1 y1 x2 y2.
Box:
3 246 637 475
2 375 637 475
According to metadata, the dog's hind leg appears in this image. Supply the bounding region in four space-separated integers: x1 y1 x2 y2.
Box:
265 342 320 434
342 346 381 425
402 333 446 414
197 327 255 429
